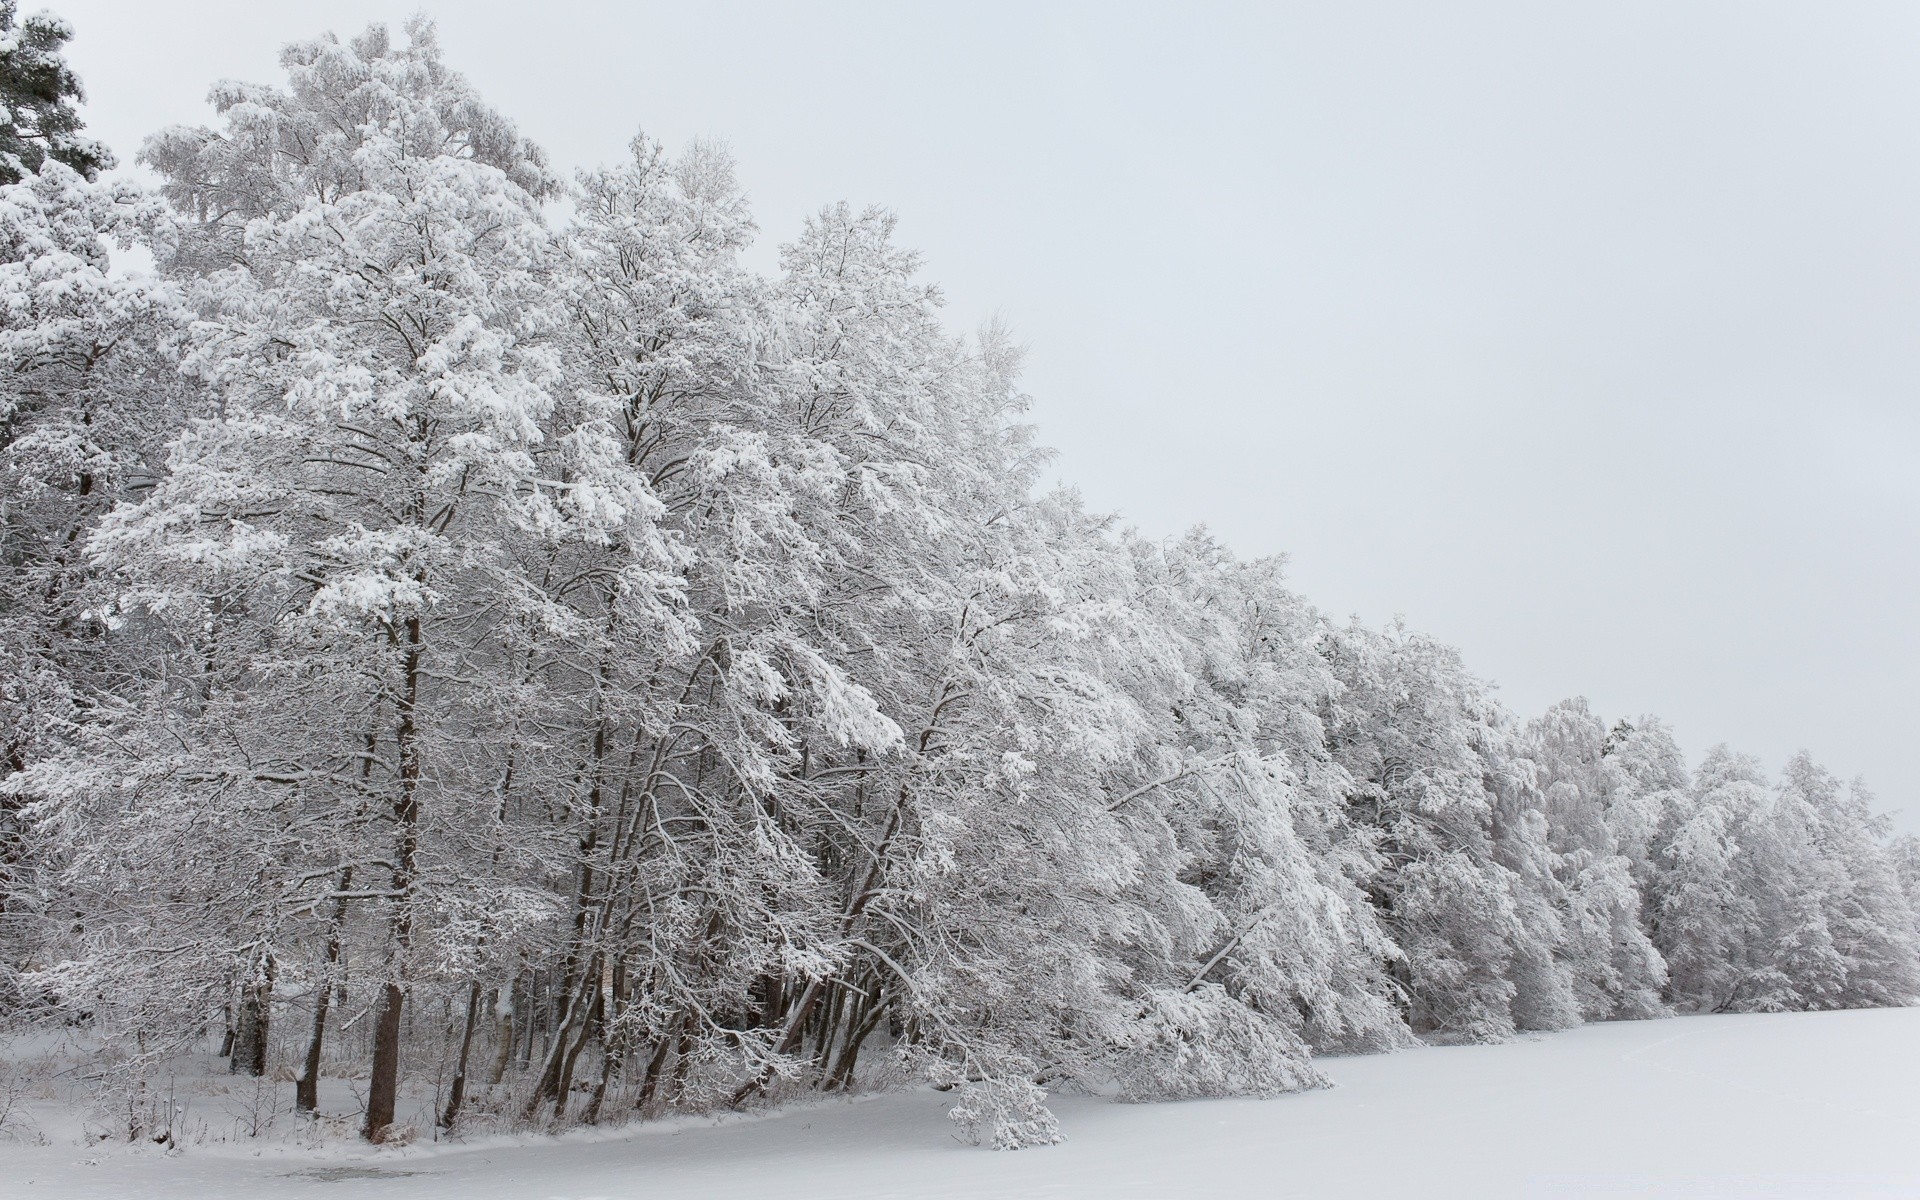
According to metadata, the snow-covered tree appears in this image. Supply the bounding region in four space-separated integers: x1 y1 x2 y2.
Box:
24 20 669 1139
1775 755 1920 1008
0 2 111 183
1648 746 1763 1010
1321 623 1538 1041
1515 700 1667 1021
0 161 185 1009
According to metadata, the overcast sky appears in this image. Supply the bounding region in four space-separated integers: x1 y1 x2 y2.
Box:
54 1 1920 832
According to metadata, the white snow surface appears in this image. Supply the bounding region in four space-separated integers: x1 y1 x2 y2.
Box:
7 1008 1918 1199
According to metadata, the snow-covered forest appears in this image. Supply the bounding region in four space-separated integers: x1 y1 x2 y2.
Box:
1 11 1917 1153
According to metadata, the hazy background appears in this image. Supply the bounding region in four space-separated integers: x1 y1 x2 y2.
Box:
54 1 1920 831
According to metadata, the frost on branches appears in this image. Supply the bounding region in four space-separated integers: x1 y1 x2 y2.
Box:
0 16 1916 1154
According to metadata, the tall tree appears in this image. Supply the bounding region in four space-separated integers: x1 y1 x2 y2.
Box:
0 161 183 1011
41 20 659 1139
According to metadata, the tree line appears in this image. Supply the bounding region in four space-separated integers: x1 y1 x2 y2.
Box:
1 17 1915 1148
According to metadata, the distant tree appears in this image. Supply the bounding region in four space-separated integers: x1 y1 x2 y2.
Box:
1650 746 1763 1010
0 3 111 184
1776 756 1920 1008
1891 834 1920 944
1321 623 1547 1042
1518 699 1668 1022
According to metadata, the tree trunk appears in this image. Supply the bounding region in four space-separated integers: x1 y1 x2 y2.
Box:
295 971 331 1112
365 979 406 1141
541 667 614 1121
826 989 890 1091
440 980 483 1130
297 870 352 1113
524 965 595 1117
230 949 275 1077
582 967 624 1126
364 613 424 1143
664 1016 695 1107
551 983 601 1121
487 988 514 1086
634 1012 683 1119
582 1040 619 1125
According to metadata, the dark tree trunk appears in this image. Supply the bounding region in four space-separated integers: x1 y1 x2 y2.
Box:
551 983 600 1121
295 973 331 1112
634 1012 682 1118
524 965 596 1118
297 870 352 1113
665 1015 696 1107
582 1044 618 1125
230 950 275 1077
365 980 406 1140
826 989 890 1091
364 613 424 1143
440 980 483 1130
582 977 623 1127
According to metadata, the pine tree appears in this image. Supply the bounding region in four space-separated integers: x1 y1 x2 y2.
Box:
0 3 110 184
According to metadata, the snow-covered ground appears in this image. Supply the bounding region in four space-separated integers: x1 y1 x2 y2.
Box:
7 1008 1917 1199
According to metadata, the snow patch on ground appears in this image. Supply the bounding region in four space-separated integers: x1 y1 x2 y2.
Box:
5 1008 1917 1199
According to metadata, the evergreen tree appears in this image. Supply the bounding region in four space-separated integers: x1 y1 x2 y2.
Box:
0 3 110 184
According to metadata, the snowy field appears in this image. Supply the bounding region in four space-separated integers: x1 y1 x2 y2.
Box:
6 1008 1917 1199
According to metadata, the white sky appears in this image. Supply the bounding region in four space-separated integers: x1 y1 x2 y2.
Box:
53 1 1920 833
